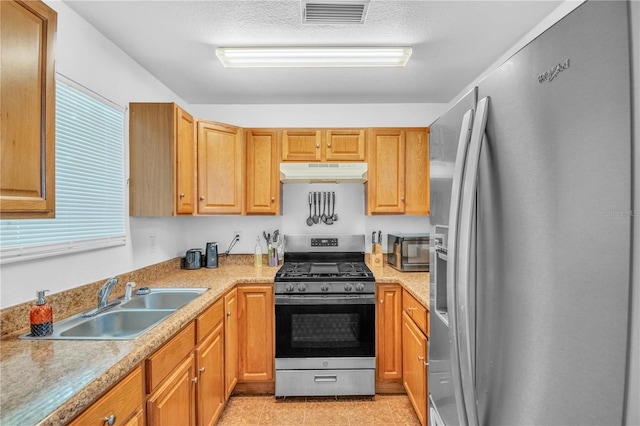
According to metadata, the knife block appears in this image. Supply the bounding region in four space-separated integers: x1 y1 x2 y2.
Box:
370 243 383 269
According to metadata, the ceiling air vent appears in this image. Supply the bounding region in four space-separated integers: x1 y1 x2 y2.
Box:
302 0 370 24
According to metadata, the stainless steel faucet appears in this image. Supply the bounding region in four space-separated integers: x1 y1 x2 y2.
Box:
82 277 120 317
97 277 118 308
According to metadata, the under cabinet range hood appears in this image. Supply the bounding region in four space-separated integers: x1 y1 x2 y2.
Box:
279 162 368 183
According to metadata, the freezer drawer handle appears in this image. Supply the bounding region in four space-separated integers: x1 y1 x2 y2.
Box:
314 375 338 383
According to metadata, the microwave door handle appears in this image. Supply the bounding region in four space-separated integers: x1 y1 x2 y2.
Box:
457 97 489 426
446 107 475 426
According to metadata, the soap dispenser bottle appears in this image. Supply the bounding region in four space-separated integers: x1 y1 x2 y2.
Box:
30 290 53 337
254 236 263 268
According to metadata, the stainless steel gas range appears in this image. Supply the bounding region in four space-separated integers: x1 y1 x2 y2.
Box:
274 234 375 397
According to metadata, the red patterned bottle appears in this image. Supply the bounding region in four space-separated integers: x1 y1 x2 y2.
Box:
30 290 53 337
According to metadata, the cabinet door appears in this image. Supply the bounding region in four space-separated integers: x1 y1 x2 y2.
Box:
196 321 225 426
69 366 143 426
404 129 430 215
246 129 280 215
403 312 428 426
197 121 244 214
325 129 366 161
367 129 405 214
147 354 196 426
376 284 403 391
281 129 322 161
237 285 274 382
224 288 238 399
175 105 196 214
0 0 56 218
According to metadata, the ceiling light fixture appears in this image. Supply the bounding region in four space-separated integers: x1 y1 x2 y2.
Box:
215 47 412 68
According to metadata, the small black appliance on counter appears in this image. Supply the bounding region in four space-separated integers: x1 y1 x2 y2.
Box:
204 242 218 268
183 248 202 270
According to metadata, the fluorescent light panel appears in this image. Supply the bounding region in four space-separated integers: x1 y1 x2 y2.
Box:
215 47 412 68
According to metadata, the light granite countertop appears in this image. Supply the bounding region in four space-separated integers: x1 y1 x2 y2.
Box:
0 262 428 426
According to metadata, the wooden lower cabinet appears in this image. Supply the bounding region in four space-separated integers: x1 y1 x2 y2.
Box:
376 284 404 393
236 285 274 391
402 311 428 426
69 366 143 426
196 320 225 426
224 288 239 399
146 299 227 426
147 354 196 426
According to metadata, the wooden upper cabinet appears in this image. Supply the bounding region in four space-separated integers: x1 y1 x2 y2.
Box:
367 127 430 215
246 129 280 215
281 129 322 161
281 129 366 162
197 120 244 214
129 103 196 216
405 129 430 215
325 129 366 161
367 129 406 214
0 0 57 218
176 106 196 214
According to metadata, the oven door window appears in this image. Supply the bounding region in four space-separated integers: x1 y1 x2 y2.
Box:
276 302 375 358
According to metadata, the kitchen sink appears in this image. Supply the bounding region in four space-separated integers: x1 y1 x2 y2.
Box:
59 310 173 339
120 288 206 310
19 287 208 340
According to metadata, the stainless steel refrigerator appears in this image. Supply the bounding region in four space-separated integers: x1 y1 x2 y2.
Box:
429 1 634 425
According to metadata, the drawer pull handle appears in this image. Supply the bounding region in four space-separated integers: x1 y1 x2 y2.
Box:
103 415 116 426
314 375 337 382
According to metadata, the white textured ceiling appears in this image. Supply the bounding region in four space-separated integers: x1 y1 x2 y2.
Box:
63 0 564 104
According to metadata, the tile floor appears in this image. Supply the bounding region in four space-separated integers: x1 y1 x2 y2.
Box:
217 394 422 425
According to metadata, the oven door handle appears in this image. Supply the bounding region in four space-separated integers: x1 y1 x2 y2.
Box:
275 294 376 305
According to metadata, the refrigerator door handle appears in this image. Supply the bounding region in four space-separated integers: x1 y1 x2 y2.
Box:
457 96 490 426
446 108 475 425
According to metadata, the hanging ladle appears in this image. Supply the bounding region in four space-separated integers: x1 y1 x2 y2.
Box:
306 192 314 226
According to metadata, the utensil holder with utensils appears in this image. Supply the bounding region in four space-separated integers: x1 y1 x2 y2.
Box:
305 191 338 226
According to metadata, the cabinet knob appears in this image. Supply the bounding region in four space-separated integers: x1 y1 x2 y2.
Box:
199 367 206 373
417 355 424 361
401 197 405 201
179 192 185 198
227 311 231 316
271 197 275 202
192 377 198 383
327 143 331 148
200 196 205 201
424 361 429 367
103 415 116 426
316 143 320 148
379 299 384 304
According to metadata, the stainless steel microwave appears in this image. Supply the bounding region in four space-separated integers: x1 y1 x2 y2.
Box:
387 233 430 272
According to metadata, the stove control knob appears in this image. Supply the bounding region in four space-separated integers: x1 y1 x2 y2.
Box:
356 283 365 292
285 283 295 292
344 283 353 292
297 283 307 292
321 284 330 292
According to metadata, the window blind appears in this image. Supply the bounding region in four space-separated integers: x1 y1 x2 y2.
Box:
0 79 126 263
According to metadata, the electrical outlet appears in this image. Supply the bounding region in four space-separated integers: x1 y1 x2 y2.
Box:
148 235 156 254
233 231 242 242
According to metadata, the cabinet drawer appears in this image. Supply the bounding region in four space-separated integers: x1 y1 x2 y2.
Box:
69 366 142 426
197 298 224 342
403 290 428 336
146 322 196 393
